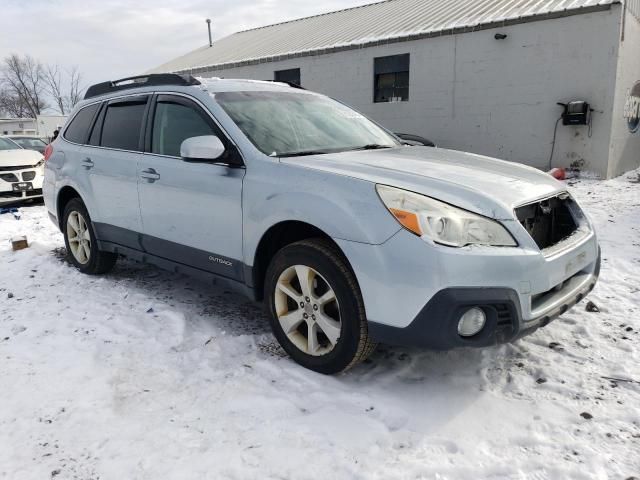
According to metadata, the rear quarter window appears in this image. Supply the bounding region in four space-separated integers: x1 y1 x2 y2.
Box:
64 103 100 144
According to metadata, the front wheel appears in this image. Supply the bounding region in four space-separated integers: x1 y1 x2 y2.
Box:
62 198 117 275
264 239 376 374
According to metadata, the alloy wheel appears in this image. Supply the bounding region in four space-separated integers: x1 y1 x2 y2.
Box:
66 211 91 265
274 265 342 356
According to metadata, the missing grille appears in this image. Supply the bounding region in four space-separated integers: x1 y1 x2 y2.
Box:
516 195 579 250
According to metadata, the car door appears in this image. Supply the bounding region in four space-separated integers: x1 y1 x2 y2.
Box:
81 95 148 248
137 93 245 281
64 95 145 249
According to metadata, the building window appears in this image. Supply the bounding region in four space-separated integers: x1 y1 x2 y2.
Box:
274 68 301 87
374 54 410 103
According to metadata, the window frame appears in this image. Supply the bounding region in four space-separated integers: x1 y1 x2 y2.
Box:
87 102 106 147
373 54 410 104
143 93 244 167
62 102 103 145
96 95 151 153
61 91 244 168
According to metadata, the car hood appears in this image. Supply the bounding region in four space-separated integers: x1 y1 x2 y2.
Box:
282 146 565 219
0 148 43 167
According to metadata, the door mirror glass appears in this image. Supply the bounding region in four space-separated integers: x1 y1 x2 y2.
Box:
180 135 225 162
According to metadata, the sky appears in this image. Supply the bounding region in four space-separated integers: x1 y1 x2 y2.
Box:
1 0 368 89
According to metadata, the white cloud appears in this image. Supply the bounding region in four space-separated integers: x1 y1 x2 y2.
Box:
1 0 367 87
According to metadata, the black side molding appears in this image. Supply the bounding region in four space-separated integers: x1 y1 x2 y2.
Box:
93 222 245 282
98 240 256 301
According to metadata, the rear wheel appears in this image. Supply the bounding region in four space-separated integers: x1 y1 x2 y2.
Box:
264 239 376 374
62 198 117 274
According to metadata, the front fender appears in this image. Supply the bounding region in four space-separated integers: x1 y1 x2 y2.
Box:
242 161 401 266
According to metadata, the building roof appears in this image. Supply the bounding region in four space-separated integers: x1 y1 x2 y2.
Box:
0 118 35 123
152 0 619 74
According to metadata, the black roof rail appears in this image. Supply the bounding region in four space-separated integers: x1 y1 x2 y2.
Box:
84 74 201 100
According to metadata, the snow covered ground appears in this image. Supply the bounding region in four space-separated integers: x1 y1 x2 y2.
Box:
1 172 639 480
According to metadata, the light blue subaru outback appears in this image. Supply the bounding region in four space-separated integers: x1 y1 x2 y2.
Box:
43 74 600 374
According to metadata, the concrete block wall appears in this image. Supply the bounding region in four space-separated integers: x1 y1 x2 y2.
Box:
199 8 625 177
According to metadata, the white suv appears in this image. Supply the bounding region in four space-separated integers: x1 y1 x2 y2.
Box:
44 74 600 374
0 136 45 206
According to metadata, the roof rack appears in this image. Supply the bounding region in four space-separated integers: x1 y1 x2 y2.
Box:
84 74 201 100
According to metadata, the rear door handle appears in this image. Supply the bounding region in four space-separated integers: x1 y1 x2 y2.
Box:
140 168 161 182
81 158 94 169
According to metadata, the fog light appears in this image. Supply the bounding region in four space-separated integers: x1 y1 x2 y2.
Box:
458 307 486 337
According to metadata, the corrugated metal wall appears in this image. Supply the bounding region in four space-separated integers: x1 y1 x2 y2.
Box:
627 0 640 20
152 0 620 74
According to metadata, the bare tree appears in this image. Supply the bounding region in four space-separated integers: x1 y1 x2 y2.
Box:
0 88 31 118
44 64 65 115
1 54 48 118
43 64 84 115
1 54 84 118
67 66 83 110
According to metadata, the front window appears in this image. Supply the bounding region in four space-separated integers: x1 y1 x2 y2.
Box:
215 91 400 157
151 99 216 157
0 137 20 151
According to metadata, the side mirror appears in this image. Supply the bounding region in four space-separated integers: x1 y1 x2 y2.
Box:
180 135 225 162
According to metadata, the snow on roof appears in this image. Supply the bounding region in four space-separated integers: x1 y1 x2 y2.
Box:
152 0 619 74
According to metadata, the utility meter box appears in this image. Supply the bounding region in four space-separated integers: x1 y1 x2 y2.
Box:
561 101 591 126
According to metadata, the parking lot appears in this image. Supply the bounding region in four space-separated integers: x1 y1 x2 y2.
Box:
1 171 639 480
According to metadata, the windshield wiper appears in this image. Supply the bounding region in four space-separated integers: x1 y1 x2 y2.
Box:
277 149 335 158
347 144 394 151
277 144 393 157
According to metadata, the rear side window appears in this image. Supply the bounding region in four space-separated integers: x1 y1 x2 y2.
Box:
100 98 148 151
64 103 100 144
151 100 216 157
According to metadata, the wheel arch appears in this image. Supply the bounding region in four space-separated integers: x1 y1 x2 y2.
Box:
251 220 353 301
56 186 83 229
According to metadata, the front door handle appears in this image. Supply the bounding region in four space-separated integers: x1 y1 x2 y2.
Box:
81 158 94 169
140 168 161 183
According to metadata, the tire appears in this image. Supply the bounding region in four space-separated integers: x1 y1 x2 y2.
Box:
62 198 117 275
264 238 376 374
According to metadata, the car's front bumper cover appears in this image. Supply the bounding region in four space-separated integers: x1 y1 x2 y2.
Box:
368 250 600 349
0 167 44 205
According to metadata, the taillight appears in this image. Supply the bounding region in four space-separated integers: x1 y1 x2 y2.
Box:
44 144 53 162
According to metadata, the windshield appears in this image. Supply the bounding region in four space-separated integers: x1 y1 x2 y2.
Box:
215 91 400 157
0 137 20 151
12 137 47 148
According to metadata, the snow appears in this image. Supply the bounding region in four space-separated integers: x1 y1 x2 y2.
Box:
1 171 639 480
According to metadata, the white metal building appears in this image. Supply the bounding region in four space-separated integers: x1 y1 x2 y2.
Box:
35 115 67 140
152 0 640 178
0 115 67 139
0 118 37 136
